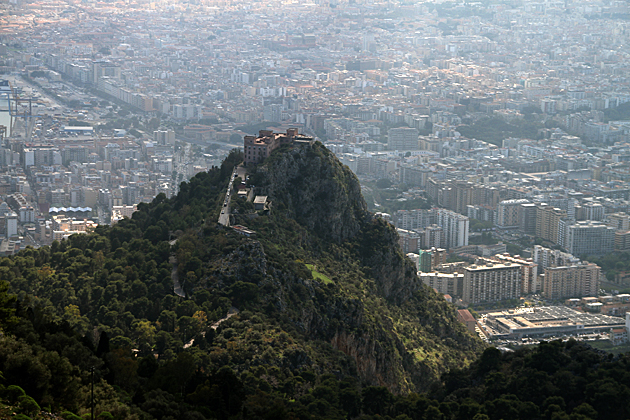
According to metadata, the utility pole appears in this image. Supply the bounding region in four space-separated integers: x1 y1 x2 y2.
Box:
91 366 95 420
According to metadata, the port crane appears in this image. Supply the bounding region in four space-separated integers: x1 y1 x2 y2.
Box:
0 79 34 139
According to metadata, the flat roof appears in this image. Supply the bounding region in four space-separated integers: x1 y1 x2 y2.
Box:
465 262 521 271
63 126 94 131
49 207 92 213
490 306 625 328
419 272 463 278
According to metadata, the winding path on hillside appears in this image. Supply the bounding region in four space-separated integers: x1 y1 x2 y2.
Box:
169 238 186 298
183 307 239 349
170 260 186 298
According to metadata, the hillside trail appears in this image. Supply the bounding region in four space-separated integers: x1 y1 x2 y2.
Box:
169 256 185 298
183 307 239 349
169 239 186 298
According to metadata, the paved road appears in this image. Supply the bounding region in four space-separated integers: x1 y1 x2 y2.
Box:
218 167 238 226
236 165 247 179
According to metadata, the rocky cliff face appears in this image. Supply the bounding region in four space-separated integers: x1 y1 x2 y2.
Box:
253 142 418 303
253 142 368 243
207 239 428 393
356 218 421 304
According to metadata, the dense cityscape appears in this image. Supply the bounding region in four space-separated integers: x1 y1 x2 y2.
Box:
3 0 630 352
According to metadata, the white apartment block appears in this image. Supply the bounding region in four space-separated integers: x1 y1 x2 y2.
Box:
463 262 522 304
437 208 469 249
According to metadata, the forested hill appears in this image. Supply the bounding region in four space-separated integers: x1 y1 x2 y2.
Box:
0 143 484 419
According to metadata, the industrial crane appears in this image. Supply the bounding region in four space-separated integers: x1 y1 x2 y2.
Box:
0 78 33 139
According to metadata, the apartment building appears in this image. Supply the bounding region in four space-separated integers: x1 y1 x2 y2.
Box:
496 199 529 229
394 208 436 231
462 262 522 304
575 201 605 221
420 272 464 298
560 221 615 256
607 212 630 231
536 205 567 244
533 245 580 270
387 127 419 150
397 228 422 254
543 263 600 299
424 224 444 249
467 204 496 224
519 203 538 235
418 247 447 272
615 230 630 251
436 208 469 249
489 254 539 294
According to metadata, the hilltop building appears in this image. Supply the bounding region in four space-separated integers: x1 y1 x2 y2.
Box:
244 128 312 165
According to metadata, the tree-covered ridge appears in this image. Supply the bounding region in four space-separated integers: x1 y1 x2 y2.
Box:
434 340 625 420
0 146 482 419
0 280 619 420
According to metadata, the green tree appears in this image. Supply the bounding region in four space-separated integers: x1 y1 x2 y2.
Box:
29 70 47 78
134 320 156 347
5 384 26 403
376 178 392 189
0 280 17 331
362 386 393 416
18 395 40 417
229 282 259 307
233 176 243 191
146 117 160 132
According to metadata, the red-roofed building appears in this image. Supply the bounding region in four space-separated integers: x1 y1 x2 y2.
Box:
610 327 628 346
457 309 477 334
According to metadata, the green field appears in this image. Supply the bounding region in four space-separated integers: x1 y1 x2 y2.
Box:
589 340 630 355
306 264 333 284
